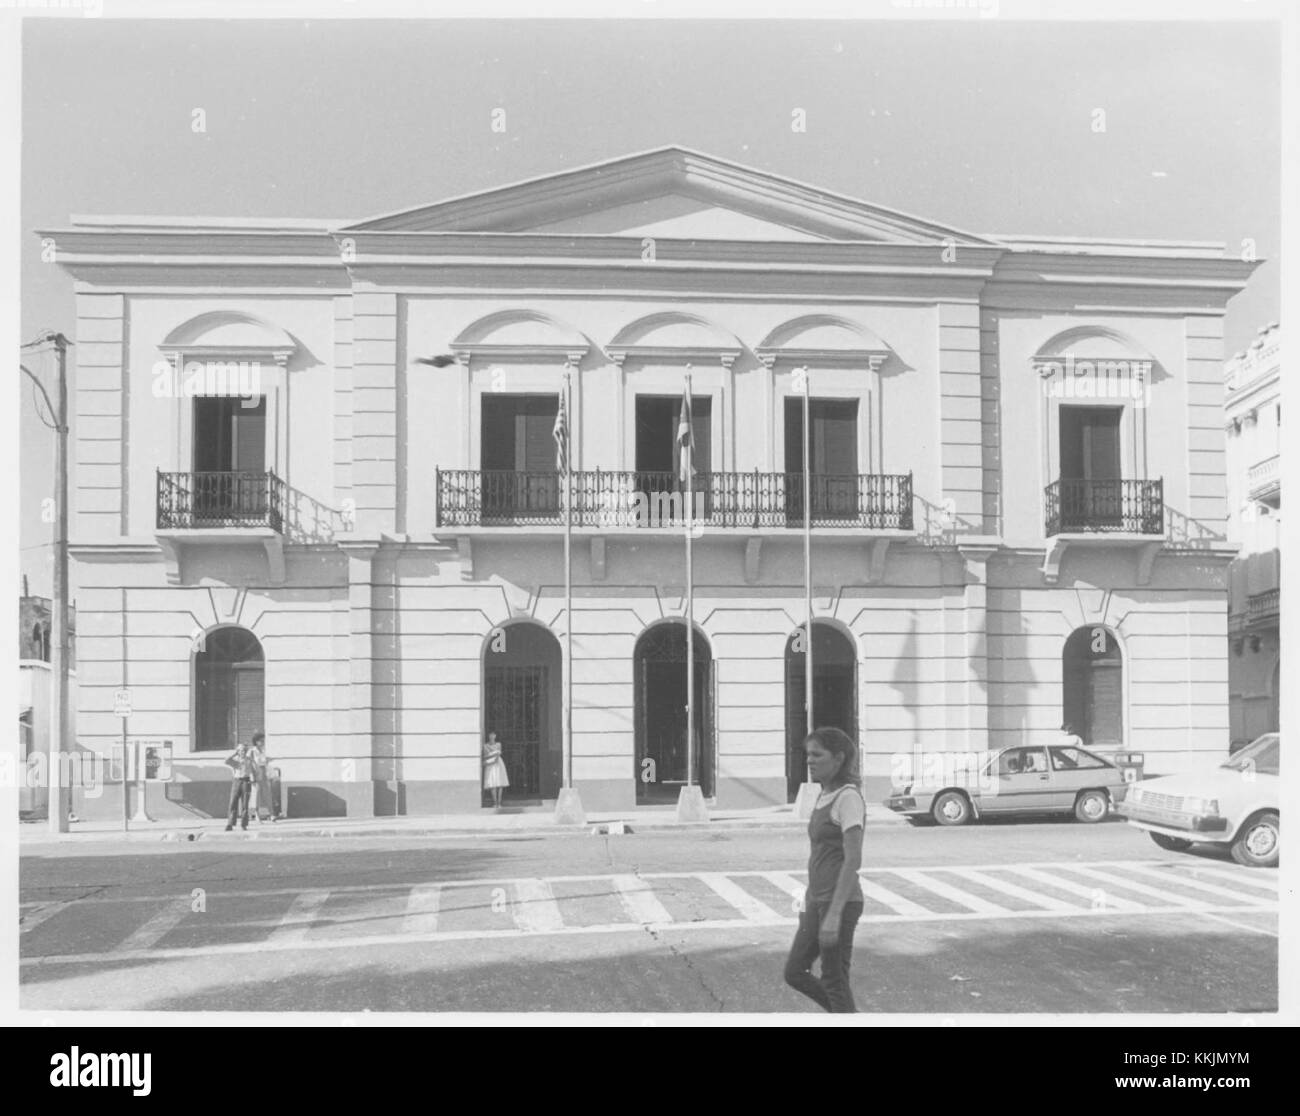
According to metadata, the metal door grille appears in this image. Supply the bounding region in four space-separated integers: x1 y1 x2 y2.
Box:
484 666 544 798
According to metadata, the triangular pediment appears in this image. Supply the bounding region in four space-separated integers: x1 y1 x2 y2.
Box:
343 147 995 246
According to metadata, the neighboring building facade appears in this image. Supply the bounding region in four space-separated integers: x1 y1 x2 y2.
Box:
43 148 1257 820
1225 323 1281 746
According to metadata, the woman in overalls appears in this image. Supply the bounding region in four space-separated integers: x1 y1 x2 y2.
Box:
784 726 866 1013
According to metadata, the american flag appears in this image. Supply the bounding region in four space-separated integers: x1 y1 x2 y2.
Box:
553 388 569 475
676 385 695 486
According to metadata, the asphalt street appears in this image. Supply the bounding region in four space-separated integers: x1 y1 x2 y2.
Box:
19 818 1280 1014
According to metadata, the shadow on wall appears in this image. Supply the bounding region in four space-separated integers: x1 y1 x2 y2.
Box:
283 484 351 543
913 493 979 548
1164 506 1227 549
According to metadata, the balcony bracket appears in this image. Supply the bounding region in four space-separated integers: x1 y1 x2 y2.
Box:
1135 541 1162 587
1041 538 1069 585
263 536 286 586
744 537 763 584
590 536 607 581
864 537 893 585
456 535 475 581
157 537 183 586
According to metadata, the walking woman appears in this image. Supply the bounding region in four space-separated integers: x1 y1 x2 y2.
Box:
784 726 866 1013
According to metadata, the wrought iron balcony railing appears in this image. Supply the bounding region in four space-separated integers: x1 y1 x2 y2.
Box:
157 469 287 531
436 468 913 530
1044 477 1163 536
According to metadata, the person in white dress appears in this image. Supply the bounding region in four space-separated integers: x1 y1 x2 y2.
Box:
483 731 509 809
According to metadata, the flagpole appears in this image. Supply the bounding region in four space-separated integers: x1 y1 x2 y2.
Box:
803 367 813 743
555 362 584 824
795 365 818 820
564 365 573 791
685 367 694 793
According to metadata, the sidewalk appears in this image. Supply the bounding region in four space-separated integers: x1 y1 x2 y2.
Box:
19 799 908 845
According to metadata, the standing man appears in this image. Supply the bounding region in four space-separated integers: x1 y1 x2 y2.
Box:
1058 722 1084 750
225 737 255 831
249 732 279 822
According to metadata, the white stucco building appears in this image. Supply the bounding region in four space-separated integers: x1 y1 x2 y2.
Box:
43 147 1257 820
1224 323 1281 746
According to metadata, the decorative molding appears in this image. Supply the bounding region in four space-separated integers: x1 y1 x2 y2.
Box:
1135 542 1162 586
865 537 893 584
744 537 763 584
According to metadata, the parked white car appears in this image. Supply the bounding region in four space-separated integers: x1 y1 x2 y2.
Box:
1117 733 1279 868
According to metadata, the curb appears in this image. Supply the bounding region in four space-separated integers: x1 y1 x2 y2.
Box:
20 811 908 845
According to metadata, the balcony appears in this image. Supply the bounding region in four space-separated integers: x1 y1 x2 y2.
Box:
1248 588 1280 624
436 468 914 531
157 470 287 530
155 470 288 584
1248 454 1280 505
1044 478 1164 537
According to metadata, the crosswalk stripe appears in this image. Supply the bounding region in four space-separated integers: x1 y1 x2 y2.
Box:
268 889 331 944
943 868 1080 913
20 902 72 934
1067 865 1218 910
1006 866 1145 912
859 877 929 917
116 897 191 953
613 875 674 926
403 885 441 936
763 872 807 910
889 868 1013 916
512 879 564 933
1174 864 1278 892
1117 863 1276 905
698 873 785 924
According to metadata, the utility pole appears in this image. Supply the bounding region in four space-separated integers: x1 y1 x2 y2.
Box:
21 331 70 834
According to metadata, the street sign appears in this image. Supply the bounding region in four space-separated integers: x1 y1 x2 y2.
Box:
113 689 132 718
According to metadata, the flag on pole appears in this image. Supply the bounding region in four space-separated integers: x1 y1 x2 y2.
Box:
676 386 695 486
553 387 569 474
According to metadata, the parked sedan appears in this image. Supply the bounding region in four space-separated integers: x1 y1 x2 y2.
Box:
884 743 1130 826
1117 733 1279 868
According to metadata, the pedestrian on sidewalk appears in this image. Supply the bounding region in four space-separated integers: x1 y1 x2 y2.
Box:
224 738 256 831
784 726 866 1013
483 731 509 810
249 732 279 822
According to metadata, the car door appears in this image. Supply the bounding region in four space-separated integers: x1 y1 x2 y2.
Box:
982 747 1055 814
1049 745 1117 810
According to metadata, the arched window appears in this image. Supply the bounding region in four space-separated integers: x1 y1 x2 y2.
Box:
194 627 264 752
1062 627 1123 749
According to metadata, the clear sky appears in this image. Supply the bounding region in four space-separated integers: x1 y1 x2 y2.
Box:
17 15 1281 597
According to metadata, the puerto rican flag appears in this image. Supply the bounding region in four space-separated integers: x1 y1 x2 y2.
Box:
676 386 695 486
553 388 568 475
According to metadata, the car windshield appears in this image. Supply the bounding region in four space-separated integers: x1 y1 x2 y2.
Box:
1221 734 1279 775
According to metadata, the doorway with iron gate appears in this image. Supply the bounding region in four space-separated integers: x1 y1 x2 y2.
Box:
634 622 714 803
785 622 858 800
482 622 563 803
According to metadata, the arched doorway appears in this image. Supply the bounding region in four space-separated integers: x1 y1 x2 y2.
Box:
634 622 714 803
1062 626 1123 749
785 622 858 800
482 622 562 802
194 627 264 752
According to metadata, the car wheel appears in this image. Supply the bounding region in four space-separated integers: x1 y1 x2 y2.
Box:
931 791 972 827
1230 812 1279 868
1150 832 1193 852
1074 789 1109 823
